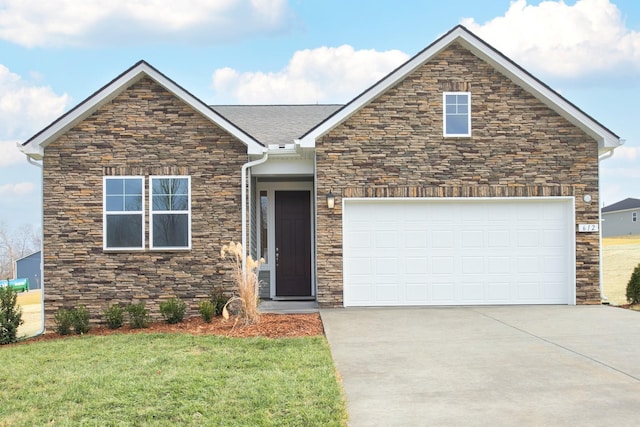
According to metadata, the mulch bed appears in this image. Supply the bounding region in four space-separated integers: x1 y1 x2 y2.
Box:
15 313 325 345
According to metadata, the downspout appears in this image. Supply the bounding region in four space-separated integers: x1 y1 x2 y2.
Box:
23 153 46 338
241 150 269 279
598 143 623 302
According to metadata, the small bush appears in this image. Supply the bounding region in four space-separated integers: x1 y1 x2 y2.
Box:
626 263 640 304
71 305 91 334
103 304 125 329
54 309 73 335
211 289 229 316
0 285 23 344
159 297 187 324
199 300 215 323
126 302 150 329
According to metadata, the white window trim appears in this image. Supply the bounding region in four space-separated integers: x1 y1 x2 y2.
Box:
633 211 637 222
103 176 145 251
443 91 471 137
149 175 192 251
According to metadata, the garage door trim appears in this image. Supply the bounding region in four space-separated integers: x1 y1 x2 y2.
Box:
342 197 576 306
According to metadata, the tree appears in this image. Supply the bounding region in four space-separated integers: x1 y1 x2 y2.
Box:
0 223 41 279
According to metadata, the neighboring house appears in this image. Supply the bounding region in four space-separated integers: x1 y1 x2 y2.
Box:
15 251 42 290
602 198 640 237
20 26 621 327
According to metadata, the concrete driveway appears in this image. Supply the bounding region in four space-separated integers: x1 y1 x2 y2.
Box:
321 306 640 426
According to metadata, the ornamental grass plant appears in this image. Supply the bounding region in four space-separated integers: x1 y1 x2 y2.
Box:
220 242 264 325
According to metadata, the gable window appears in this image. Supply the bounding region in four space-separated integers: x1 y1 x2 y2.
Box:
104 177 144 250
443 92 471 137
633 212 637 222
150 176 191 250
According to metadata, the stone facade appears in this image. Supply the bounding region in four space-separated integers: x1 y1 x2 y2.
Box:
315 43 601 306
42 77 247 326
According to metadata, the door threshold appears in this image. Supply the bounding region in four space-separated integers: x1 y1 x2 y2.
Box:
270 296 316 301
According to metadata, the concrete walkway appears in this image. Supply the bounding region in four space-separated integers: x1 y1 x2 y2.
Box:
321 306 640 426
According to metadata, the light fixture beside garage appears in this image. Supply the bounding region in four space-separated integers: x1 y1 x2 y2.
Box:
583 195 592 203
327 190 335 209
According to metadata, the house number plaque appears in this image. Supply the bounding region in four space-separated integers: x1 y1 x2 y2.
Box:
578 224 599 232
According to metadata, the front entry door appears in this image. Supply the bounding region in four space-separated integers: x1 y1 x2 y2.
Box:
275 191 312 297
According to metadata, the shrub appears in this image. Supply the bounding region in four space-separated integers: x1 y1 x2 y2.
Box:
126 302 150 329
211 289 229 316
71 305 91 334
159 297 187 324
220 241 264 325
626 263 640 304
0 285 23 344
103 304 125 329
54 308 73 335
199 300 215 323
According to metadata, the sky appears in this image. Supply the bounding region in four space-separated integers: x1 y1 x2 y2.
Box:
1 0 639 233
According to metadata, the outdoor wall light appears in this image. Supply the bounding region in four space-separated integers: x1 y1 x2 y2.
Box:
583 194 592 203
326 190 335 209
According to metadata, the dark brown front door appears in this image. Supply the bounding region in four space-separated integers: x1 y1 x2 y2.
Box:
275 191 312 297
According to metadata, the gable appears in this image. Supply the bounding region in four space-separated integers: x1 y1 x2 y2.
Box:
43 77 250 162
20 61 265 159
299 25 620 155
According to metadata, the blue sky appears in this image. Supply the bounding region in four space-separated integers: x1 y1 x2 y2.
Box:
1 0 639 232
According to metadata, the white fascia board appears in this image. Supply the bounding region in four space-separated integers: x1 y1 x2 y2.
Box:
20 66 146 157
455 36 620 151
298 26 621 152
20 62 264 158
145 66 264 154
298 28 471 147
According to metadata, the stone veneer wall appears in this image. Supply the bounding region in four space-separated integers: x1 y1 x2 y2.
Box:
315 43 601 307
42 77 247 327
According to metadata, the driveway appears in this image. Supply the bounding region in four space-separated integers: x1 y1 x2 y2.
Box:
321 306 640 426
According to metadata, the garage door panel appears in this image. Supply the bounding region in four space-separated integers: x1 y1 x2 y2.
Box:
343 198 574 306
406 285 428 302
432 283 455 301
432 257 454 274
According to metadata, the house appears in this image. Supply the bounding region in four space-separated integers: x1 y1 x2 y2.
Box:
20 25 621 327
602 198 640 237
15 251 41 290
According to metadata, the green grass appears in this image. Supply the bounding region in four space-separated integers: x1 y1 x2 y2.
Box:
0 334 347 426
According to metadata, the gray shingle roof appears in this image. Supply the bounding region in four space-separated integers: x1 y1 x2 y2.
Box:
211 105 342 146
602 198 640 213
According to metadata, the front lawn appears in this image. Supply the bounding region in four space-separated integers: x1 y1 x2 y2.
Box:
0 334 346 426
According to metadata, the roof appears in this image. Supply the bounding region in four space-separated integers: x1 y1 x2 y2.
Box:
212 105 342 146
602 198 640 213
298 25 621 155
15 251 41 263
20 61 266 158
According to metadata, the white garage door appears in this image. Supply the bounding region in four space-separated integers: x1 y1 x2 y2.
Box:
343 198 575 306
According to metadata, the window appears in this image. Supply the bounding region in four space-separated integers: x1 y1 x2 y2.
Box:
443 92 471 137
633 212 637 222
150 176 191 249
104 177 144 250
260 190 268 262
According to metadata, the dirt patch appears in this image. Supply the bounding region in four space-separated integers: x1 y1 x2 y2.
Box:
16 313 324 345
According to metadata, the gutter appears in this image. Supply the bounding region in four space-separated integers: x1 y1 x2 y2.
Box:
22 153 46 338
598 142 624 303
241 151 269 280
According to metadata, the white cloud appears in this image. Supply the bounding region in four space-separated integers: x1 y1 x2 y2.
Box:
461 0 640 78
0 140 25 167
0 0 295 48
212 45 409 104
0 64 70 140
0 182 35 197
611 145 640 161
